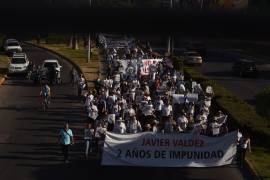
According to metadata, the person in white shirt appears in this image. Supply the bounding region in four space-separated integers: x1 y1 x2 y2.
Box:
84 123 95 159
209 119 223 137
84 91 94 110
127 116 142 134
154 96 164 121
87 102 98 124
152 120 159 133
177 113 189 132
124 104 136 122
113 118 126 134
95 122 107 154
161 100 173 122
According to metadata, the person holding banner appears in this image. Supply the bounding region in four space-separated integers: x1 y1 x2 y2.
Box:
113 118 126 134
126 116 142 134
239 133 252 168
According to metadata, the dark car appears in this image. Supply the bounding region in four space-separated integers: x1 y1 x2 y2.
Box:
232 59 258 77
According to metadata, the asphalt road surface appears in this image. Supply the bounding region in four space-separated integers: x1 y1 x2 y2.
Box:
196 49 270 104
0 44 250 180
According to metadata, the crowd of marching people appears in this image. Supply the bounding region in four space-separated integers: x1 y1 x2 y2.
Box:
77 35 232 156
58 35 250 168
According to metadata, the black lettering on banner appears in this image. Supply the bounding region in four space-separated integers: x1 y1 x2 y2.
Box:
217 150 224 158
211 151 217 158
154 151 161 158
125 150 132 158
161 151 166 159
117 149 122 158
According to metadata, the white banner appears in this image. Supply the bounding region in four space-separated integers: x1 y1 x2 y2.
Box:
140 59 163 76
172 93 198 104
102 131 237 167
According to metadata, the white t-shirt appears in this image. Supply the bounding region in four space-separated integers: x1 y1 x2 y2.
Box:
113 122 126 134
210 122 222 135
88 105 98 120
84 128 95 140
127 120 142 134
142 104 154 116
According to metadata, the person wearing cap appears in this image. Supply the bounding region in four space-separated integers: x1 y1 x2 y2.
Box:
113 118 126 134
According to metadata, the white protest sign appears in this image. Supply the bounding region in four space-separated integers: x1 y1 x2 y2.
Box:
172 94 185 104
102 131 237 167
140 59 163 76
186 93 199 103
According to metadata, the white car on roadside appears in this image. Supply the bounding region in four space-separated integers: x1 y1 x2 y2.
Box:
42 59 62 72
4 39 22 55
182 51 203 66
8 53 29 74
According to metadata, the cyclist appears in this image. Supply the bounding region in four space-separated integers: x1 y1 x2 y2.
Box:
40 83 51 107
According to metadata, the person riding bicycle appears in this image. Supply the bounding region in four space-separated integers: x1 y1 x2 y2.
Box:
40 84 51 102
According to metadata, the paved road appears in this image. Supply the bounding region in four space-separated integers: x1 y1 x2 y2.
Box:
197 49 270 103
0 44 249 180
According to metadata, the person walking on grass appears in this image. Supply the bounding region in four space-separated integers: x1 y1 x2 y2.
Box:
59 123 74 163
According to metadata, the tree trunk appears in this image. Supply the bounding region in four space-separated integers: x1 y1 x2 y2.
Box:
69 35 73 48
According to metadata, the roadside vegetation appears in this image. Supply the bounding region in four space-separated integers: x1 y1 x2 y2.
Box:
255 86 270 119
0 34 9 78
171 56 270 179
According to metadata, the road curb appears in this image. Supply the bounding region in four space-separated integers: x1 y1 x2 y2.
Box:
245 159 262 180
0 77 5 85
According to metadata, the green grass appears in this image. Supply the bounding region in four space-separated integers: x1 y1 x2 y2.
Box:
247 147 270 180
0 54 9 77
182 66 270 179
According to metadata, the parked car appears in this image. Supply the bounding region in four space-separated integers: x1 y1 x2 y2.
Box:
8 53 29 74
4 39 22 56
182 51 203 66
232 59 258 77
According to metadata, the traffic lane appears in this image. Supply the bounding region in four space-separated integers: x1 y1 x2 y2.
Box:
0 44 86 180
33 161 247 180
196 50 270 101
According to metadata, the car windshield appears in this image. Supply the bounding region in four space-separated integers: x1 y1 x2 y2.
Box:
44 62 58 68
11 58 26 64
7 42 19 46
